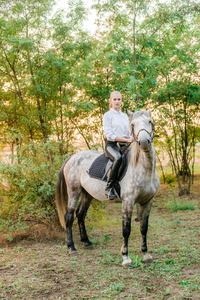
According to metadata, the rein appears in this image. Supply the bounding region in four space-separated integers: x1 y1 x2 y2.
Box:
116 142 130 153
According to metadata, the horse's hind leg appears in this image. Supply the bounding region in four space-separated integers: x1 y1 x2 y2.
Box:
65 190 80 255
76 190 94 249
139 199 154 263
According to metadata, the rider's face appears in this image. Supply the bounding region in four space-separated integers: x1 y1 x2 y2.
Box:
110 92 122 111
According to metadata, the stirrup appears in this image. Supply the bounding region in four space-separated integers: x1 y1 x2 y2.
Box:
105 188 117 200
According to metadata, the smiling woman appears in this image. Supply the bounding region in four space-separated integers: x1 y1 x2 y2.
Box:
109 91 122 111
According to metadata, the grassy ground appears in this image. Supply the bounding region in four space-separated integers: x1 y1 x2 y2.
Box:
0 177 200 299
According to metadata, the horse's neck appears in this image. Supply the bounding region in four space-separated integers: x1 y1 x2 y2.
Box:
129 143 156 175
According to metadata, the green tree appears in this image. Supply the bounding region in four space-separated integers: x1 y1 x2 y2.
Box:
92 0 161 108
0 0 96 152
0 0 55 146
151 0 200 194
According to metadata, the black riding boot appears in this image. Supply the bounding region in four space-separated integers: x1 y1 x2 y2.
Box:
105 157 122 200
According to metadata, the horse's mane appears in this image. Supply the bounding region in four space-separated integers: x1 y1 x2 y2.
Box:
129 142 140 167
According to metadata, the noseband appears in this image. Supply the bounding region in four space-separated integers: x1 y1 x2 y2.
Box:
132 123 154 145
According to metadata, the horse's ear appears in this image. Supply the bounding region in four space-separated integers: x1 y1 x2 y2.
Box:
147 109 151 117
127 109 134 119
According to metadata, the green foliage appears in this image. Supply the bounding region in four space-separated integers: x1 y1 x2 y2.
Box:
164 174 177 185
0 142 67 233
0 0 100 150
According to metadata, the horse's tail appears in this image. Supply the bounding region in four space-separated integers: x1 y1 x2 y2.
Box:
55 158 70 230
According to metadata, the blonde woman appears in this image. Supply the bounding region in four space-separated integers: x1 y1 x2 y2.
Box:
103 91 134 200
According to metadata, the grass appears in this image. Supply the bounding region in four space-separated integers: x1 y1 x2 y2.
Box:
0 179 200 299
166 194 196 211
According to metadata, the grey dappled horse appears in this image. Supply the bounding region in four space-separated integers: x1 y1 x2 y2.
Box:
56 109 160 265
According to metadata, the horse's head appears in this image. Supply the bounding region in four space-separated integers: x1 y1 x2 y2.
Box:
127 109 154 152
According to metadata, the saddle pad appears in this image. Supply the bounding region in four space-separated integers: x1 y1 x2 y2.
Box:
88 153 109 181
88 151 129 182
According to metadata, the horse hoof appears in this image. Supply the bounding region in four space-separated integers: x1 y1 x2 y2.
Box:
122 255 132 266
143 258 154 264
142 253 154 264
69 249 78 256
84 244 95 250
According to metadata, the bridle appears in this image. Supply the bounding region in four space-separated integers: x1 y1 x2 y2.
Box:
131 122 155 145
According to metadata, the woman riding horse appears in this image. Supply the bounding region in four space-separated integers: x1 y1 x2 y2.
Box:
56 105 160 265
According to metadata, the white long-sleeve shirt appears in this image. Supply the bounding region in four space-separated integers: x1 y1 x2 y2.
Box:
103 108 131 142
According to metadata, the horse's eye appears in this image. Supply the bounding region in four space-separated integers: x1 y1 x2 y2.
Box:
149 120 154 126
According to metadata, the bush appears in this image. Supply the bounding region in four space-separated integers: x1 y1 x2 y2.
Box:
0 141 69 235
165 174 177 184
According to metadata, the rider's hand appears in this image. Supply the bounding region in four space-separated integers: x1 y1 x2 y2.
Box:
127 137 134 143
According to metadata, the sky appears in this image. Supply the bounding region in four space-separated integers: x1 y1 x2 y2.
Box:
54 0 97 33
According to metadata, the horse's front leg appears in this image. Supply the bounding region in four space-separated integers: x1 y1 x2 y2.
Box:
139 199 154 263
121 201 133 266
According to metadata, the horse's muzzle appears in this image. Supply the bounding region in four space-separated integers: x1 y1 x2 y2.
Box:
137 132 152 152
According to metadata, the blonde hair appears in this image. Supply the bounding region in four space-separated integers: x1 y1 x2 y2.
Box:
109 91 122 109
